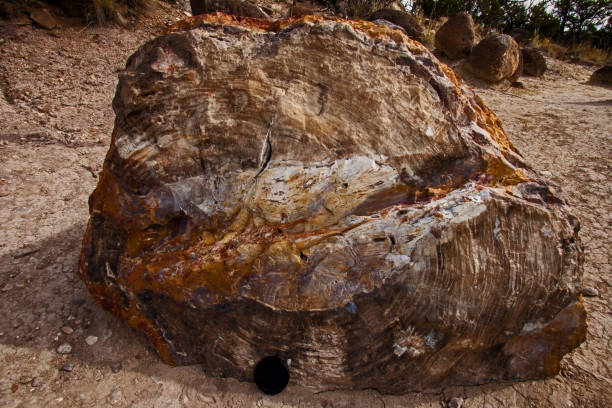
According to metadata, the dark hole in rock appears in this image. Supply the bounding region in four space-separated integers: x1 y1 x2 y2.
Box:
254 356 289 395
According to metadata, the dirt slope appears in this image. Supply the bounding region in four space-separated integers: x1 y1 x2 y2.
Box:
1 6 610 408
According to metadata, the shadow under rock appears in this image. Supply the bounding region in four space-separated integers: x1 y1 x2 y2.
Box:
0 222 156 365
0 223 538 406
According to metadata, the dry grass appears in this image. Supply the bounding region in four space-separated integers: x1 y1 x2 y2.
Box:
413 12 438 49
532 35 568 59
533 35 611 65
567 42 612 65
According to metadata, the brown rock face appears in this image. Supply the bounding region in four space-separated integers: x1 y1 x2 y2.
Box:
522 47 547 77
466 34 521 82
369 9 424 42
434 11 476 59
506 27 533 46
189 0 268 19
590 65 612 83
30 8 57 30
79 14 585 393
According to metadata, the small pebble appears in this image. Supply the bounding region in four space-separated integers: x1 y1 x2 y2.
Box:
107 388 122 405
18 376 32 384
582 286 599 297
85 335 98 346
61 326 74 335
110 362 122 373
448 397 463 408
56 343 72 354
31 377 42 387
61 362 74 372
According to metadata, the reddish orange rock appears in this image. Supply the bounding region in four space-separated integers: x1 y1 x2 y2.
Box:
79 14 585 392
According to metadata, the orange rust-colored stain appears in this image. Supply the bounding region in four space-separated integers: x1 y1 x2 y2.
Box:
166 13 425 51
471 98 519 155
79 11 546 368
84 279 175 364
485 156 529 186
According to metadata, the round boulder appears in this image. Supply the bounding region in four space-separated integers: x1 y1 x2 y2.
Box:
590 65 612 84
466 34 521 82
79 14 585 393
506 27 533 46
434 11 476 59
369 9 425 42
522 47 547 77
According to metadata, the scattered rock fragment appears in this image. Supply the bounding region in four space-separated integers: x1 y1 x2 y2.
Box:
107 389 122 405
582 286 599 297
18 376 32 385
30 8 57 30
447 397 464 408
466 34 521 82
85 335 98 345
110 362 123 373
435 11 476 59
56 342 72 354
61 362 74 372
61 326 74 335
31 377 42 387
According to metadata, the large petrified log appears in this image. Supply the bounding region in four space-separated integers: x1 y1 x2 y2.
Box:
79 13 586 393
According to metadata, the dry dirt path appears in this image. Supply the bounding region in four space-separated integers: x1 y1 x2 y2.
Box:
1 10 610 408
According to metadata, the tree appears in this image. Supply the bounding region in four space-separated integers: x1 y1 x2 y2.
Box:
528 1 561 38
553 0 612 38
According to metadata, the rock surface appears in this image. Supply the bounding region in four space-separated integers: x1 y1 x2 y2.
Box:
30 8 57 30
590 65 612 83
78 13 585 393
369 9 424 42
506 28 533 46
434 11 476 59
189 0 269 19
466 34 521 82
522 47 547 77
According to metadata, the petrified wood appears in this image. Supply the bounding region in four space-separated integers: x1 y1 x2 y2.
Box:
79 13 586 393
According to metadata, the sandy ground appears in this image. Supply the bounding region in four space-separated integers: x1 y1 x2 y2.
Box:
1 6 611 407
